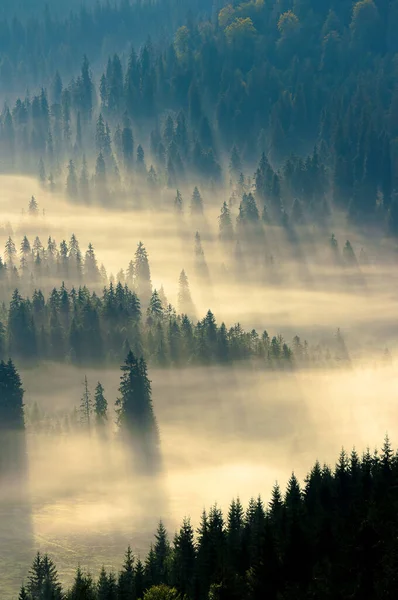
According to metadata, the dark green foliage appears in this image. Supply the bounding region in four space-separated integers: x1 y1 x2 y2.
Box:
68 566 96 600
94 382 107 427
26 552 62 600
3 0 397 231
172 518 196 597
0 358 24 431
21 440 398 600
115 351 160 472
117 546 135 600
0 279 340 368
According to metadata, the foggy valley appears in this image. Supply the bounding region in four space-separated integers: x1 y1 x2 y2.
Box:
1 0 398 598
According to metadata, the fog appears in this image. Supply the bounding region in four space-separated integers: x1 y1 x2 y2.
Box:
1 174 398 352
1 174 398 595
9 361 397 595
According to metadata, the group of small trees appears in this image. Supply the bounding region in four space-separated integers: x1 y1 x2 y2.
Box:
79 378 108 430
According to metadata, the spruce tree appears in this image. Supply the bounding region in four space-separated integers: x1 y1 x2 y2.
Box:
154 521 171 585
0 359 25 431
69 566 96 600
147 290 163 323
172 518 196 596
115 351 160 472
194 232 210 281
28 195 39 215
5 236 17 265
118 546 135 600
84 243 100 282
94 382 108 427
27 553 62 600
135 559 145 599
66 159 78 198
97 567 109 600
218 201 234 242
134 242 152 306
177 270 195 317
191 186 203 214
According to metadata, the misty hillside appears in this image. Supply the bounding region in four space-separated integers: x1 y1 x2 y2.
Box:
0 0 397 233
1 0 398 598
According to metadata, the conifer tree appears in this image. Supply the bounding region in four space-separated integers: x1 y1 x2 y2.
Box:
154 521 171 585
79 375 92 429
218 201 234 242
95 152 108 199
97 567 109 600
172 518 196 596
5 236 17 265
38 158 46 185
343 240 358 267
84 243 100 282
177 270 195 317
135 560 145 599
134 242 152 306
118 546 135 600
18 586 28 600
79 155 90 202
0 358 25 435
126 260 135 288
147 290 164 323
122 123 134 173
28 196 39 216
191 186 203 214
229 145 242 178
94 382 107 427
174 190 183 214
194 232 210 281
115 351 160 472
27 553 62 600
66 159 78 198
137 144 146 173
69 566 96 600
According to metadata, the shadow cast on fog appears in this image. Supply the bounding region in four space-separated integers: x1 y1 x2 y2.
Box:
0 429 33 593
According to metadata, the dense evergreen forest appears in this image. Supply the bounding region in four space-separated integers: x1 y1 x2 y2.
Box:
0 0 214 90
1 0 398 232
18 437 398 600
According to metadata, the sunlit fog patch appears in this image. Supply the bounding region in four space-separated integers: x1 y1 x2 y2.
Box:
1 174 398 355
20 362 398 574
1 174 398 593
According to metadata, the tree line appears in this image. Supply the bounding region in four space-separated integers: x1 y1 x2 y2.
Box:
2 281 348 368
0 191 372 306
18 436 398 599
